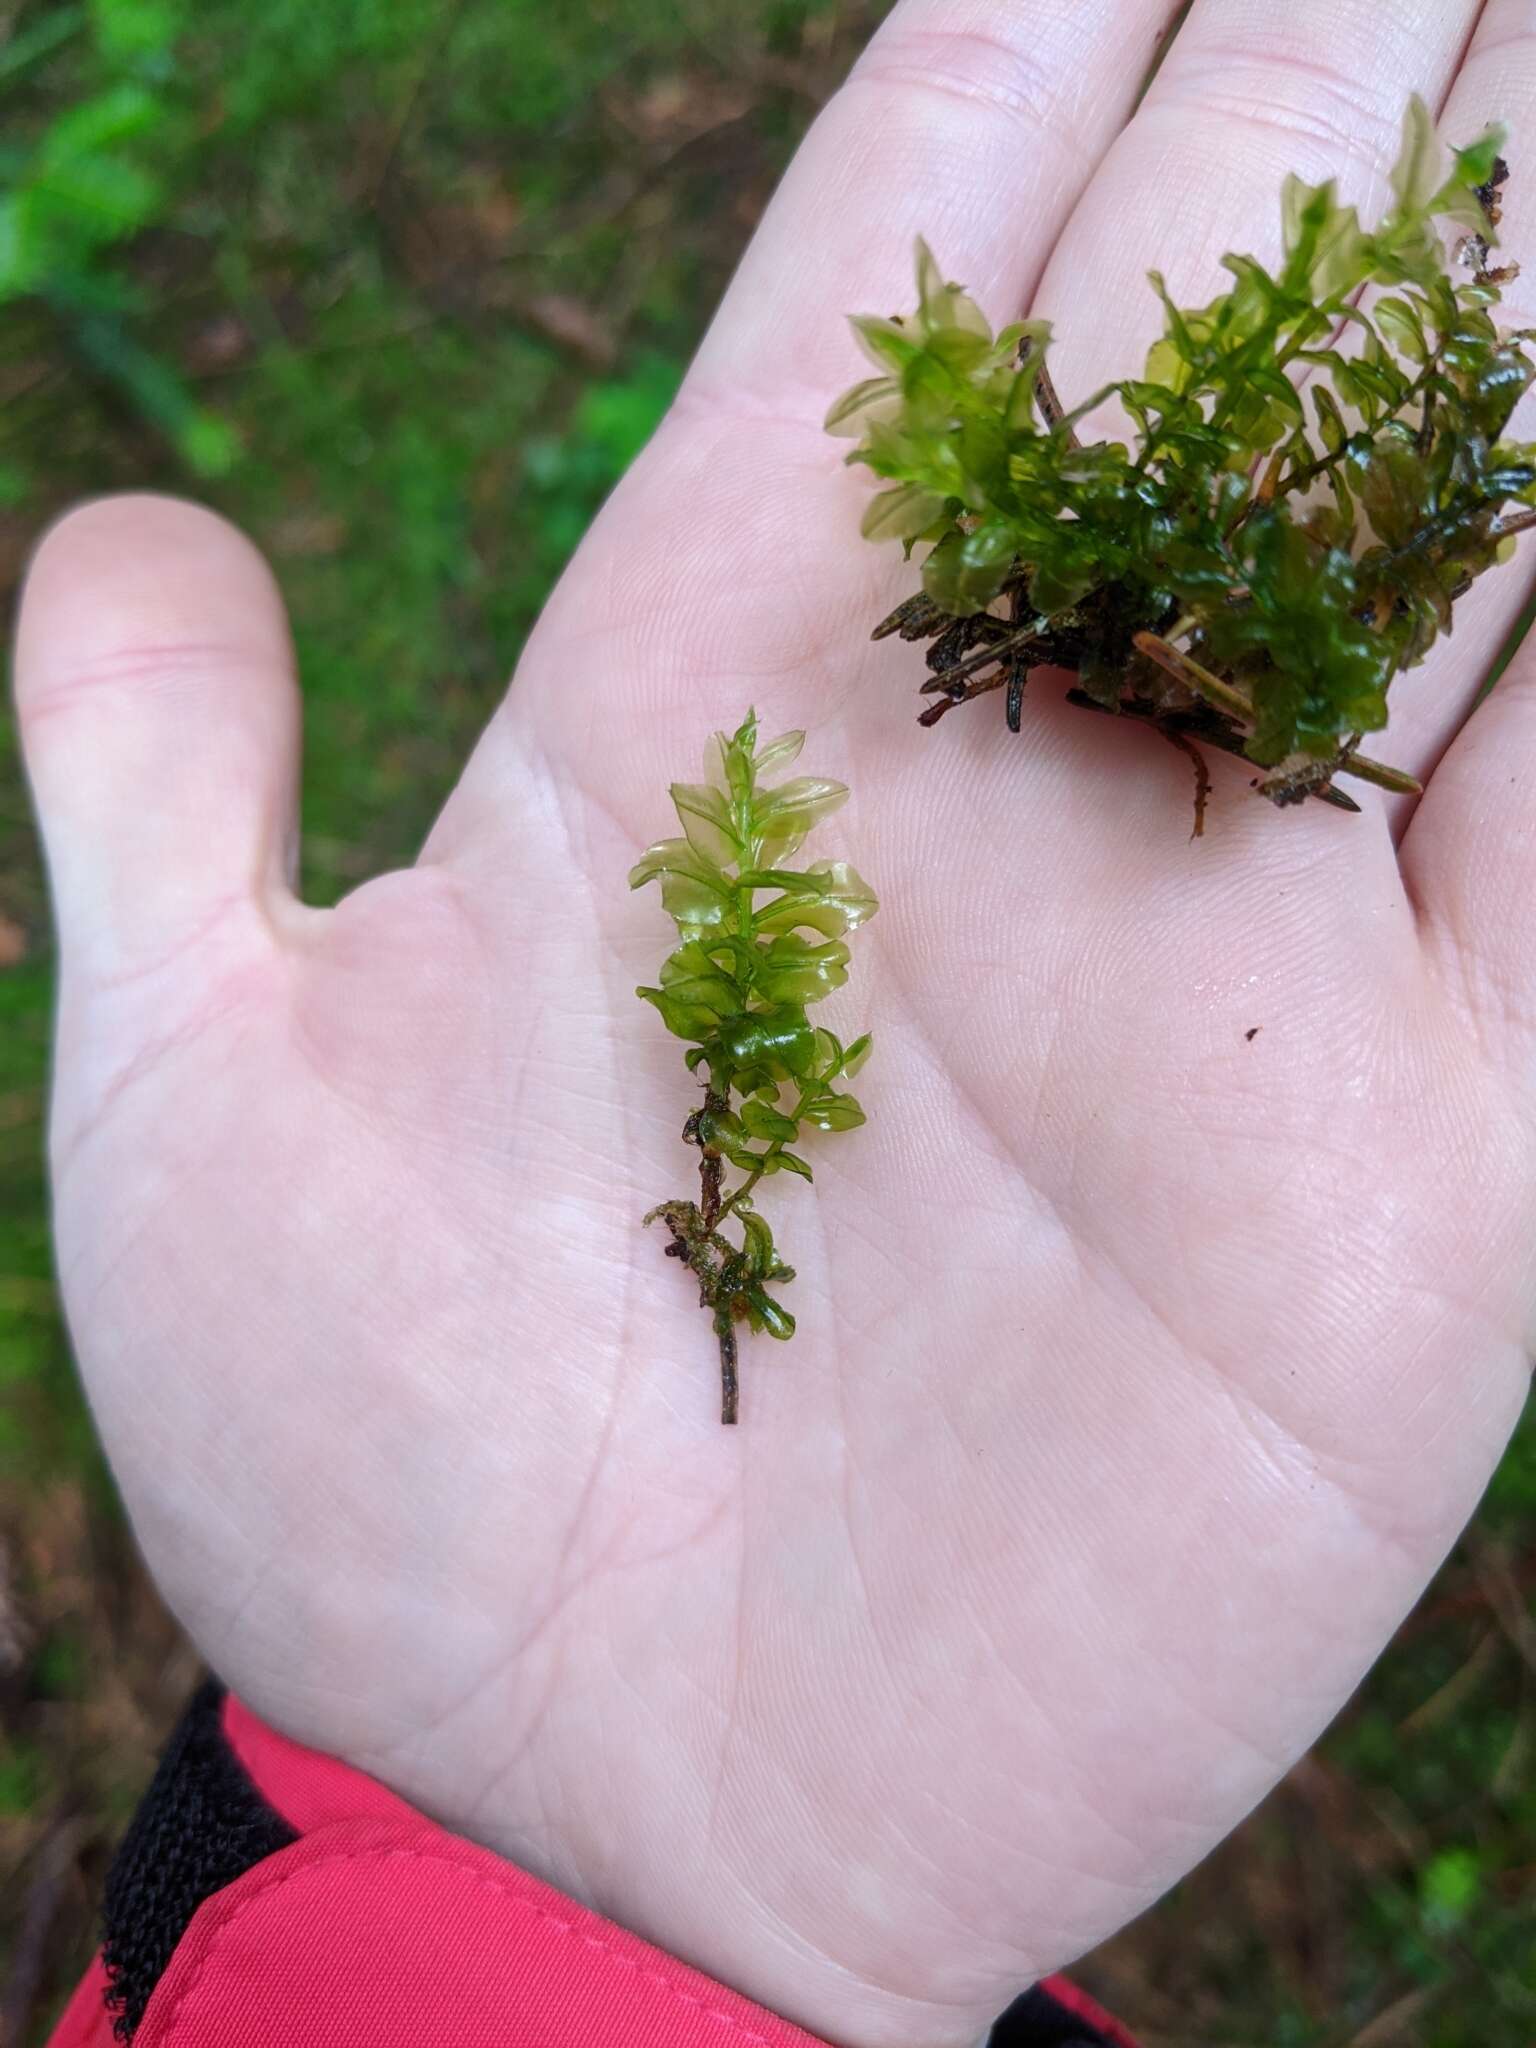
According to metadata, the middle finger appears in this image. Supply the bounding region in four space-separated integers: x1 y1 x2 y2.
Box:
1029 0 1486 407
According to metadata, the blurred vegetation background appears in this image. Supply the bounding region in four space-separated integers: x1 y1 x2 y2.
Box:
0 1 1531 2041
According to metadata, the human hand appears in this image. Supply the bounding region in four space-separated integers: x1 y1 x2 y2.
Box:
15 4 1536 2044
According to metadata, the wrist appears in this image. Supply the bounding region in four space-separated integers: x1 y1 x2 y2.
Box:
81 1683 1137 2048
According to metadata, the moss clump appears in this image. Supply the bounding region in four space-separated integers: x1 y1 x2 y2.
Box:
831 98 1536 828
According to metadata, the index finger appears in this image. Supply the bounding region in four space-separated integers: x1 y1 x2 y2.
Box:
684 0 1177 414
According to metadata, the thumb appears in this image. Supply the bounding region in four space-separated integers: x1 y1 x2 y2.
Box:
13 493 302 997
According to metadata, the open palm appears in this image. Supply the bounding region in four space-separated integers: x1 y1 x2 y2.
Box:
17 5 1536 2044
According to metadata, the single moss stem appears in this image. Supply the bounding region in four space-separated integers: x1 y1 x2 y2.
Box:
1335 750 1423 796
1133 631 1255 718
1135 634 1424 797
696 1087 729 1229
1276 311 1325 370
638 712 875 1424
714 1303 740 1425
927 621 1044 693
1020 334 1080 448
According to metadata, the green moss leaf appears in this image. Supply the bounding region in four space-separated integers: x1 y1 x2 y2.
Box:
754 895 849 938
660 869 728 928
1389 94 1442 215
861 482 947 543
670 781 737 865
825 374 900 436
851 314 919 374
717 1005 817 1078
756 777 850 862
748 1290 795 1340
629 836 727 894
841 1032 873 1078
754 728 806 777
739 1211 777 1278
740 1102 798 1145
636 984 722 1043
769 1151 814 1182
803 1091 865 1132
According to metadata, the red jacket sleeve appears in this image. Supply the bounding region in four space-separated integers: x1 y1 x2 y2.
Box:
49 1680 1138 2048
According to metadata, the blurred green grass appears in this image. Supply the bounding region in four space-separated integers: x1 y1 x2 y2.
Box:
0 2 1532 2042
